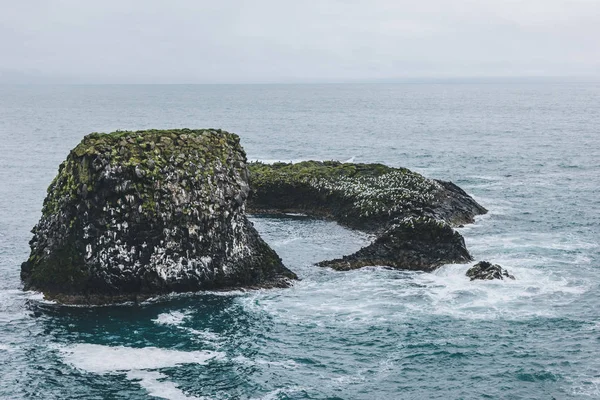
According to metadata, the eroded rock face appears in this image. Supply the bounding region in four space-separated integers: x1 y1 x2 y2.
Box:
318 217 472 272
466 261 515 281
248 161 486 272
248 161 487 233
21 129 296 304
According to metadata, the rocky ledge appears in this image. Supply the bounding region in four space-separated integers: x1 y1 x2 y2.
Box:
21 129 296 304
466 261 515 281
248 161 487 272
248 161 486 233
318 217 472 271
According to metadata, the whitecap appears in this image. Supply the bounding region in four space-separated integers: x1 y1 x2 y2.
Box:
153 310 192 327
58 343 223 400
59 343 223 373
232 355 298 369
249 386 307 400
152 310 222 346
125 370 210 400
416 262 589 320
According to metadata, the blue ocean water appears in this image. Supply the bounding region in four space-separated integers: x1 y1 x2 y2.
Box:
0 83 599 399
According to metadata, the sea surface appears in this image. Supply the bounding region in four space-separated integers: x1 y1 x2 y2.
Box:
0 83 599 399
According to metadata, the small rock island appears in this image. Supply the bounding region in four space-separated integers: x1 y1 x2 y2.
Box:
466 261 515 281
22 129 499 305
247 161 487 271
21 129 296 304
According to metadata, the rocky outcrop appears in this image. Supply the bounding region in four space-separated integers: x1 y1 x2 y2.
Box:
248 161 486 233
21 129 296 304
318 217 472 271
466 261 515 281
248 161 486 272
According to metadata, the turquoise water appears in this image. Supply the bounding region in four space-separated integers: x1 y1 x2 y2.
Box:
0 83 599 399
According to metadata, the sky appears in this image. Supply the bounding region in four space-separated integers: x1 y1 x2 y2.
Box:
0 0 599 83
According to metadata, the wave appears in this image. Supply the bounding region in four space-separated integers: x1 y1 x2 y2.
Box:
418 262 589 320
153 310 193 326
232 355 298 370
125 370 210 400
238 256 590 324
249 386 308 400
58 343 223 373
152 310 222 347
58 343 223 400
467 232 599 254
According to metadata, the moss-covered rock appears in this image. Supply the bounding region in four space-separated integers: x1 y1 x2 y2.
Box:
248 161 486 233
317 217 472 272
21 129 296 304
248 161 486 272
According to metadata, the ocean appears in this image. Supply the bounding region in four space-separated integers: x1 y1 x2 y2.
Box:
0 83 599 399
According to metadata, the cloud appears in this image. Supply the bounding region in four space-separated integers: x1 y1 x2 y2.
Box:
0 0 598 83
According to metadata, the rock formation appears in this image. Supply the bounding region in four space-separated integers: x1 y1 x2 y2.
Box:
318 217 472 271
21 129 296 304
248 161 486 272
248 161 486 233
466 261 515 281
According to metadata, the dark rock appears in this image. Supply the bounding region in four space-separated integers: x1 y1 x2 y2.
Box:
21 129 296 305
318 217 472 272
466 261 515 281
247 161 486 272
247 161 487 233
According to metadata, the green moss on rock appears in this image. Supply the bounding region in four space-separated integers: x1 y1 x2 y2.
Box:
248 160 487 272
22 129 296 304
248 160 485 233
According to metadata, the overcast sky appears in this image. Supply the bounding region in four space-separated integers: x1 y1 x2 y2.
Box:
1 0 599 83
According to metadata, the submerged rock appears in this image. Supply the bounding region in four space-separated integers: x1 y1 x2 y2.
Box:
248 161 485 272
318 217 472 271
248 161 486 233
21 129 296 304
466 261 515 281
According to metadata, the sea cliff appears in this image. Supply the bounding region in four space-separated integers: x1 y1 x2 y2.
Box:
21 129 296 304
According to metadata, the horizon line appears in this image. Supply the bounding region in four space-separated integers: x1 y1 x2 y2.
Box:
1 76 600 86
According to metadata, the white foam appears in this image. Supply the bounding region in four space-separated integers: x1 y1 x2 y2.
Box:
153 310 192 326
468 232 598 252
141 289 247 305
126 370 208 400
152 311 222 347
0 344 12 351
233 355 298 369
239 254 590 325
250 386 307 400
415 262 589 320
16 290 46 302
570 376 600 397
58 343 223 399
59 343 223 373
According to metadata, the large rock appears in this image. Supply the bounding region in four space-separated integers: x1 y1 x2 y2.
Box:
248 161 486 233
248 161 485 272
318 217 472 271
21 129 296 304
466 261 515 281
